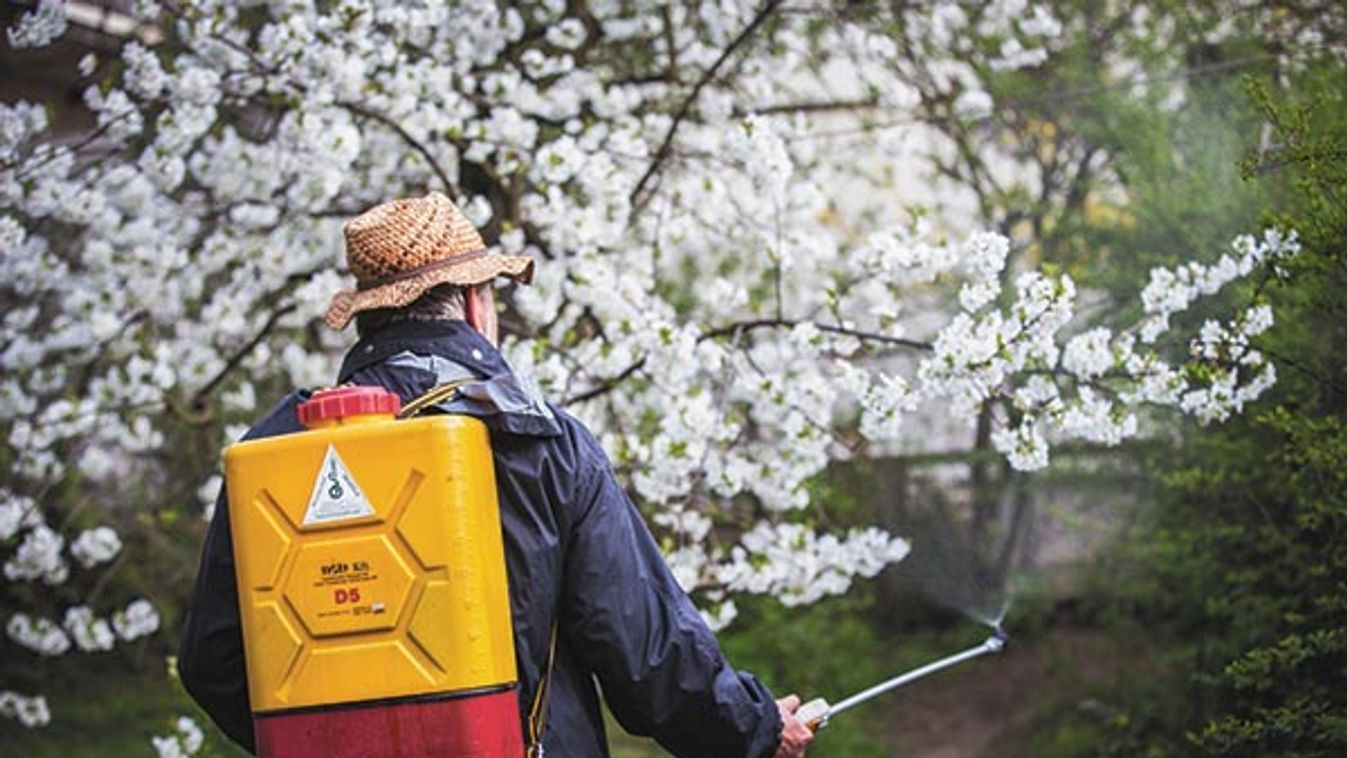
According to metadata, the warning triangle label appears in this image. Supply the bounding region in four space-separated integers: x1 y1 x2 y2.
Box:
303 445 375 526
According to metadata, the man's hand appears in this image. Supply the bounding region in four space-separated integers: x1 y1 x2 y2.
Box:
772 694 815 758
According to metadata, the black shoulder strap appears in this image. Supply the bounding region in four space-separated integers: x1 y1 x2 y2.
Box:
401 379 559 755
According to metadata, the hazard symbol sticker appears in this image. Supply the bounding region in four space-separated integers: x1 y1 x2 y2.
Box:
302 445 375 525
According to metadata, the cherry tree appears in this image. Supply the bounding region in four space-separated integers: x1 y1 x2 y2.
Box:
1 0 1319 734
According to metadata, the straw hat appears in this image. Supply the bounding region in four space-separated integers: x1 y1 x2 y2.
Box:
324 191 533 330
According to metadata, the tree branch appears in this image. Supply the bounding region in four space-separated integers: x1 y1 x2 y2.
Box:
628 0 783 211
561 317 932 407
740 97 881 116
698 318 934 351
339 101 458 200
562 357 647 406
188 302 298 411
6 110 139 176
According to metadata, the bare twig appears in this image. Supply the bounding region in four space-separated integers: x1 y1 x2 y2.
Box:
740 97 881 116
698 318 934 351
188 302 298 410
161 0 282 76
339 101 458 200
6 110 139 177
562 357 647 406
628 0 784 211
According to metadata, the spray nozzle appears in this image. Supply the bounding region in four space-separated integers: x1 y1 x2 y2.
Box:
983 635 1004 653
983 623 1008 653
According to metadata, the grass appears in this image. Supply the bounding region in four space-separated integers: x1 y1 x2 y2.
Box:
0 664 248 758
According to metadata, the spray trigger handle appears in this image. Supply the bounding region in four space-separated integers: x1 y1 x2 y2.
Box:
796 698 831 732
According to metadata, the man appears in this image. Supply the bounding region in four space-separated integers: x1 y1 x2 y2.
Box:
178 191 815 758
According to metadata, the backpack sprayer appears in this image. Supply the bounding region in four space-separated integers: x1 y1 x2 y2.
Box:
223 386 525 758
797 623 1008 732
225 384 1004 754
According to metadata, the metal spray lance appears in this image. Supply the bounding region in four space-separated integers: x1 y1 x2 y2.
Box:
795 624 1008 732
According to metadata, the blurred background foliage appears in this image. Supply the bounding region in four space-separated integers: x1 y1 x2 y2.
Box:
613 50 1347 758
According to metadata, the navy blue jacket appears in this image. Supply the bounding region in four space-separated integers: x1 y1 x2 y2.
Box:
178 319 783 757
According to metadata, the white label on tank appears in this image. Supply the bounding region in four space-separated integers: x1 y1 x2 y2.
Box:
302 445 375 525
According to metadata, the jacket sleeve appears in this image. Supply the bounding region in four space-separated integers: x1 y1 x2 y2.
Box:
560 441 783 758
178 483 256 753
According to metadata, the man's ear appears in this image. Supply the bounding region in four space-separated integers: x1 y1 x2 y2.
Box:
465 285 482 332
463 283 498 345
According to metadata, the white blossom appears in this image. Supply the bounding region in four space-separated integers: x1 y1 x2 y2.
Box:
726 116 793 200
1139 229 1299 343
197 474 223 521
4 525 68 584
0 491 41 540
62 606 116 652
534 135 586 185
954 89 994 118
7 0 67 49
992 420 1050 471
70 526 123 569
112 598 160 641
1241 303 1274 336
717 523 910 606
0 691 51 728
545 18 586 50
7 613 71 656
860 373 914 441
131 0 160 21
928 2 969 49
700 599 739 632
990 37 1049 71
0 101 49 162
152 716 205 758
1059 389 1137 446
1020 5 1064 38
123 42 167 100
1063 328 1116 380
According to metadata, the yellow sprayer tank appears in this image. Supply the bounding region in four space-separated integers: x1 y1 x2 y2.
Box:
223 386 523 758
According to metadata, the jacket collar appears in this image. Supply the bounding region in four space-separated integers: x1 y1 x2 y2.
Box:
338 319 508 383
337 319 562 438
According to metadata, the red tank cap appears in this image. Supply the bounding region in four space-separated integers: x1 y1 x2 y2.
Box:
297 386 401 427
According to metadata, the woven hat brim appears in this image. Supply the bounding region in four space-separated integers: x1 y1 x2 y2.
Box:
325 254 534 331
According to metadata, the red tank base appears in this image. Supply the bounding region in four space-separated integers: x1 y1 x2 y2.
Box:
254 688 525 758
